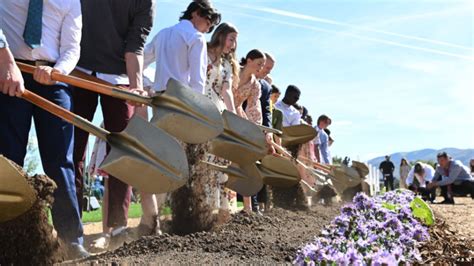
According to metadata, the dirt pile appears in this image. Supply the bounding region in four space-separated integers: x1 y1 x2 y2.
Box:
419 218 474 265
0 161 62 265
85 205 340 264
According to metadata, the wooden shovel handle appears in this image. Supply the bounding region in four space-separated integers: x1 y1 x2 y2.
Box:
17 62 150 105
271 142 331 173
22 89 108 140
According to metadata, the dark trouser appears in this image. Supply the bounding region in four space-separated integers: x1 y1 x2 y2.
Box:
383 174 394 191
408 184 436 202
440 181 474 199
0 74 83 245
73 87 134 228
252 186 267 211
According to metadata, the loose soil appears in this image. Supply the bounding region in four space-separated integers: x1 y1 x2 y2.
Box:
0 158 63 265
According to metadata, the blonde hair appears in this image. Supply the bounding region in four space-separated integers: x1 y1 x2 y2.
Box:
207 22 240 89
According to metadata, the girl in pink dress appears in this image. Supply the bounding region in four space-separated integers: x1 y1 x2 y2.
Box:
233 49 266 212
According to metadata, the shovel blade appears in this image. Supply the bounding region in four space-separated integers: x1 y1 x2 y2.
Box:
150 79 224 144
210 110 267 165
0 156 36 222
258 155 301 187
281 124 317 147
205 162 263 197
100 116 189 194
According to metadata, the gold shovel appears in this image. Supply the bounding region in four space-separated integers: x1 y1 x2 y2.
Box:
258 155 301 187
17 63 223 144
209 110 268 165
258 124 317 147
205 162 263 197
21 89 189 194
0 156 36 222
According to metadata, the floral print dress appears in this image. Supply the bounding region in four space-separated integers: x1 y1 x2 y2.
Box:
232 75 262 125
205 56 233 112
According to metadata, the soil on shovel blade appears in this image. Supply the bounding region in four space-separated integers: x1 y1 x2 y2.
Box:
83 204 341 264
0 160 63 265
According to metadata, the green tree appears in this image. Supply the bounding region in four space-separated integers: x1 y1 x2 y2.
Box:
24 136 40 175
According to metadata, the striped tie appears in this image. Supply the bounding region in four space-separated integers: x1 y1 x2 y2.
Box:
23 0 43 48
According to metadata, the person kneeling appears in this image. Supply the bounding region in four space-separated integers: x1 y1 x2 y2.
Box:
406 163 436 203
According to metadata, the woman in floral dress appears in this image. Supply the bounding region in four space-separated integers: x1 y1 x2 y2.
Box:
233 49 266 212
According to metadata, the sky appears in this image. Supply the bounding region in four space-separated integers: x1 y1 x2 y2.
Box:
27 0 474 173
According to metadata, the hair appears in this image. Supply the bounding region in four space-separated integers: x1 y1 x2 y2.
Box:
180 0 221 32
317 114 330 126
414 163 424 174
284 85 300 97
239 49 265 66
400 158 409 166
437 152 449 159
207 22 240 88
264 52 275 63
304 114 313 125
293 103 302 111
271 84 280 94
302 106 308 119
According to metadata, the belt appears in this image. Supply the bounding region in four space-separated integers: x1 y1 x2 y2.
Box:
16 59 55 67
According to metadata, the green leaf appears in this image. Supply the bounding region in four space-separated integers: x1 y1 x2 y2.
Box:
410 197 435 226
381 202 398 211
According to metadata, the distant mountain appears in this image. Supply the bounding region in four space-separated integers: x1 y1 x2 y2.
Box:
367 148 474 178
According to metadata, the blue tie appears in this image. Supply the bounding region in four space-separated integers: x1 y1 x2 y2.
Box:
23 0 43 48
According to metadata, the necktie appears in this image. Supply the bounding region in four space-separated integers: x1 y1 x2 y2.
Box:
23 0 43 48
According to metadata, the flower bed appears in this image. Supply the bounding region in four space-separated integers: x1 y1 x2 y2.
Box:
294 190 433 265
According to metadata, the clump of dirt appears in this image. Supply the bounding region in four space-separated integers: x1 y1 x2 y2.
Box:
419 218 474 265
170 143 217 235
85 205 341 264
0 160 62 265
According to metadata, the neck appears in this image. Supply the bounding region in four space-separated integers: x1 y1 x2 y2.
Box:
240 66 252 82
282 98 292 105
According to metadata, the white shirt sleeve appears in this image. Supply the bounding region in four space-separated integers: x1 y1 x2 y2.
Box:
143 34 157 69
54 0 82 75
188 34 207 94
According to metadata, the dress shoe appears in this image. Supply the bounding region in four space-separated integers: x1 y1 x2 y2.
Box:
67 243 90 260
437 198 455 205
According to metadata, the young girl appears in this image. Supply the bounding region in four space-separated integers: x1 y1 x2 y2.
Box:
233 49 266 212
400 158 410 189
205 22 239 214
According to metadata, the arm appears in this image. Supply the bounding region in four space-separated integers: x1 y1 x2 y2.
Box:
406 168 414 186
124 0 154 90
0 30 24 97
188 36 207 94
436 164 463 187
259 81 272 127
221 61 236 113
143 35 157 70
319 136 330 164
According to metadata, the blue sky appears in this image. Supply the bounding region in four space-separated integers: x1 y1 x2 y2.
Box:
28 0 473 173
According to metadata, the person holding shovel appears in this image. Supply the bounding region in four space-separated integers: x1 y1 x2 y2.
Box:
143 0 222 234
72 0 154 248
204 22 239 215
233 49 266 212
0 29 25 97
0 0 87 259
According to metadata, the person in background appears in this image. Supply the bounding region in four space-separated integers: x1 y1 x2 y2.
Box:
270 84 280 107
252 52 276 214
324 128 334 148
270 84 283 145
427 152 474 204
379 155 395 191
314 115 332 164
274 85 301 127
470 159 474 177
399 158 410 189
144 0 221 93
0 0 87 258
233 49 266 212
0 29 25 96
204 22 239 215
406 162 436 202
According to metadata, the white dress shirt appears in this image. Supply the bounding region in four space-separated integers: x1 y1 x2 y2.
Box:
0 0 82 75
406 162 435 187
274 100 301 127
144 20 207 94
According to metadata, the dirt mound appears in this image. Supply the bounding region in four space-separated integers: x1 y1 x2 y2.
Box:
85 205 341 264
0 162 62 265
419 218 474 265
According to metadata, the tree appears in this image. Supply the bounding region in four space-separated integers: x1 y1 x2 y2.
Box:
24 135 40 175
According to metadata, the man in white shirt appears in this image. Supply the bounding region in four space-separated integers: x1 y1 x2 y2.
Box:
274 85 302 127
144 0 221 94
0 0 87 259
406 162 436 202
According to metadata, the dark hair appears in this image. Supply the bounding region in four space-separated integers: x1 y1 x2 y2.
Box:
317 114 330 126
400 158 409 166
414 163 424 174
324 128 331 136
284 85 300 96
437 152 448 159
293 103 302 111
240 49 265 66
302 106 308 118
305 115 313 125
271 84 280 94
180 0 221 32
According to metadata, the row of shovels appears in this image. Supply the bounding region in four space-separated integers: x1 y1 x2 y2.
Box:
0 62 326 222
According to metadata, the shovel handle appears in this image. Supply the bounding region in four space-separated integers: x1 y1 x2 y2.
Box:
271 142 331 173
17 62 151 106
22 89 109 140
